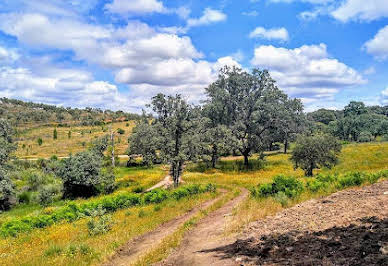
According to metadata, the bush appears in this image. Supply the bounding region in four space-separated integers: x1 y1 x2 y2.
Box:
0 183 216 237
87 214 113 236
18 191 32 204
274 192 288 207
358 131 373 142
143 189 168 204
117 128 125 135
255 175 304 198
58 151 104 198
306 179 328 192
337 172 365 188
38 184 62 206
0 169 15 211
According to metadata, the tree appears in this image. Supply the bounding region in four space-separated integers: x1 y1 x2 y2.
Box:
58 151 106 198
128 119 159 166
53 128 58 140
291 134 341 176
308 109 336 125
37 137 43 146
149 94 202 186
0 119 16 210
344 101 367 117
205 67 291 166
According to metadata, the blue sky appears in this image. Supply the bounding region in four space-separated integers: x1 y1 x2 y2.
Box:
1 0 388 112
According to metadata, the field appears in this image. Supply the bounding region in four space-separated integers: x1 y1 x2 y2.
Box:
14 121 135 159
1 141 388 265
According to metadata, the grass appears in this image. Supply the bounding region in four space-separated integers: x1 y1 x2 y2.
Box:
1 142 388 265
0 193 218 266
14 121 135 159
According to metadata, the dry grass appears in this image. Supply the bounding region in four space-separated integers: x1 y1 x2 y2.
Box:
14 121 135 158
0 193 217 266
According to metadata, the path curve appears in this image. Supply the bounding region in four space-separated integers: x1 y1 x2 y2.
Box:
158 188 249 266
102 191 226 266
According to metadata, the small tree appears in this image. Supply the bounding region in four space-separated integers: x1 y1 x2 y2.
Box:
53 128 58 140
68 130 71 139
57 151 112 198
291 134 341 176
128 119 159 166
0 119 16 210
117 128 125 135
37 137 43 146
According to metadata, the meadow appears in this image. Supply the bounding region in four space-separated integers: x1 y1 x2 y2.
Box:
14 121 135 159
1 141 387 265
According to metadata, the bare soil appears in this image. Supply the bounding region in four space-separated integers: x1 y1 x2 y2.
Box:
200 181 388 266
102 192 224 266
158 188 249 266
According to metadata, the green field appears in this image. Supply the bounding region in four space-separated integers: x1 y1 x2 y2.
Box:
1 141 387 265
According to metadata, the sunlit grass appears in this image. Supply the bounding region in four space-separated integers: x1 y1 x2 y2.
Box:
0 193 217 266
14 121 135 158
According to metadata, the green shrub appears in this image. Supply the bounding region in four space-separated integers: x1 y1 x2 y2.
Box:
138 209 146 218
337 172 365 188
87 215 113 236
255 175 304 198
143 189 168 204
306 179 328 192
274 192 288 207
358 131 373 142
18 191 32 204
38 184 62 206
44 245 63 257
257 183 273 197
153 205 161 212
0 183 216 237
117 128 125 135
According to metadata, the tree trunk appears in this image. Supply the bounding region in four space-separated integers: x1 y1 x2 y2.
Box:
284 138 288 154
170 161 183 187
306 162 314 176
211 145 218 168
243 153 249 166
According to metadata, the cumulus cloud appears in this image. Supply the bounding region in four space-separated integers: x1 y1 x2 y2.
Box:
187 8 227 28
364 25 388 60
105 0 166 15
250 44 365 103
0 46 19 64
331 0 388 22
0 65 136 111
249 27 289 41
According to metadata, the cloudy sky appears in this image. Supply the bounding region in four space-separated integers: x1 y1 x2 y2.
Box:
1 0 388 112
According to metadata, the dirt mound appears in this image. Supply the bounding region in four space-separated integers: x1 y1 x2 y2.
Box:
206 216 388 265
199 181 388 265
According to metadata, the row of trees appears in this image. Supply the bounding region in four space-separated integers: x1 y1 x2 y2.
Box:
309 102 388 142
129 67 305 186
0 97 142 127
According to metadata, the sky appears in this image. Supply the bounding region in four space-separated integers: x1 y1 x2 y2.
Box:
1 0 388 112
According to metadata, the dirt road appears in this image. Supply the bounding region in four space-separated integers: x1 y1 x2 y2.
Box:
103 192 225 266
158 188 249 266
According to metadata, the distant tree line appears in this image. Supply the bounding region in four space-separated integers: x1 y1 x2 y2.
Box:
0 97 142 127
308 101 388 142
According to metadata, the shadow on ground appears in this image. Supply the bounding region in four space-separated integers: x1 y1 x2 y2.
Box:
200 216 388 265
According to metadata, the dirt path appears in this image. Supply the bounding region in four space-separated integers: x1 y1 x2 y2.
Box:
146 174 173 192
102 191 226 266
201 181 388 266
158 188 249 266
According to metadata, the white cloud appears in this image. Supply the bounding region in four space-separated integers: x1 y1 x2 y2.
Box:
331 0 388 22
0 46 19 64
187 8 227 28
251 44 365 103
249 27 289 41
364 25 388 60
363 66 376 75
381 87 388 105
105 0 166 15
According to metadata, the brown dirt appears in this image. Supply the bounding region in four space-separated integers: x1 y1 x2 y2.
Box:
200 180 388 266
145 174 174 192
102 192 225 266
157 188 249 266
